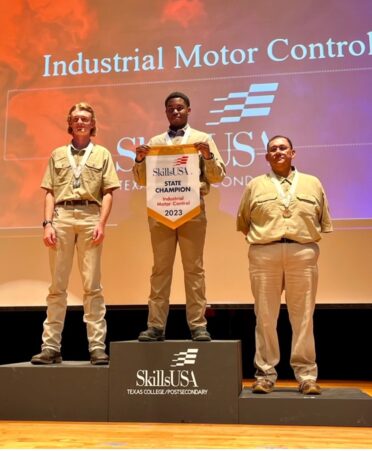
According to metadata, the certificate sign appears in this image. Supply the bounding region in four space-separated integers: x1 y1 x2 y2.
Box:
146 144 200 229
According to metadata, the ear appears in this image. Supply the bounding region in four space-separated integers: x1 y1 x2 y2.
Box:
265 152 270 162
187 107 191 114
290 149 296 159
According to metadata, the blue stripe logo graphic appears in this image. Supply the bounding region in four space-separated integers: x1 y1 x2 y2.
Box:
206 83 279 126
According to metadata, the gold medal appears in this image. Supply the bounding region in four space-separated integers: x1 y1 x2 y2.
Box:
73 177 80 188
67 143 93 191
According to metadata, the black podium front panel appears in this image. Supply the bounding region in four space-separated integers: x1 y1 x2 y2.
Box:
108 340 242 423
0 362 109 421
239 387 372 426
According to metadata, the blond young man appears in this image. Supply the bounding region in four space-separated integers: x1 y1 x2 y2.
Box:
31 102 120 365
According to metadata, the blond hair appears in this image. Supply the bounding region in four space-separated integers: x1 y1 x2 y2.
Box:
67 102 97 136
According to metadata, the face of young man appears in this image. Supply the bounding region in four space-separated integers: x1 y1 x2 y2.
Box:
165 97 190 130
265 136 296 175
69 109 95 139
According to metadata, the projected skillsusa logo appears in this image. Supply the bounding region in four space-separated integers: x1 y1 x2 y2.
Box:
206 82 279 125
126 348 208 396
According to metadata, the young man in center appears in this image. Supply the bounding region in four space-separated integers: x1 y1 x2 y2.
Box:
133 91 226 341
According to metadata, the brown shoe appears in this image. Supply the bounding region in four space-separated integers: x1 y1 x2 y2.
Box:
31 348 62 365
90 349 109 365
299 380 321 395
252 379 275 394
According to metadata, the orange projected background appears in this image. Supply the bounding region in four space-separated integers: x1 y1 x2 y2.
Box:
0 0 371 306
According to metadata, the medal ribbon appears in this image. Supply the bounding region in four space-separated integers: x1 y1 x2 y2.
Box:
67 142 94 186
269 169 299 209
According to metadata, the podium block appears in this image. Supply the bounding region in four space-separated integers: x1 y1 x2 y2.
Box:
0 362 109 421
108 340 242 423
1 343 370 426
239 387 372 427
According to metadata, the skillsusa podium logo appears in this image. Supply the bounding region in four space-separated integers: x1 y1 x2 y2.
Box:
171 348 198 367
127 348 208 396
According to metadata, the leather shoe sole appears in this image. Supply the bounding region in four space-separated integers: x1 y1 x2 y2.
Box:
252 379 275 394
90 349 109 365
31 350 62 365
299 380 321 395
191 328 211 341
138 328 165 342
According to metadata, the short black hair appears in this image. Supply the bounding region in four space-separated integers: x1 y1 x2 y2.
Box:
267 135 293 151
165 91 190 107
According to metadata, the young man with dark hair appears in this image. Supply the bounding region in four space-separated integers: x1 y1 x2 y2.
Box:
133 92 226 342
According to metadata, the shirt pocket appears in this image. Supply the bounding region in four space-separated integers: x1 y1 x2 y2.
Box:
82 160 104 194
296 193 319 217
252 193 279 220
84 160 104 181
53 157 70 186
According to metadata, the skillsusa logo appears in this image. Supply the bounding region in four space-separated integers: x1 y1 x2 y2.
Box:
171 348 198 367
173 155 189 166
127 347 207 396
206 82 279 125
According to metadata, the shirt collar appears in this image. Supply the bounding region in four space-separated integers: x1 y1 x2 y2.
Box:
167 123 189 138
70 141 93 154
276 166 296 184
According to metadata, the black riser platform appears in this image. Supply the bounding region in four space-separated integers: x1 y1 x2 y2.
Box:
0 340 371 426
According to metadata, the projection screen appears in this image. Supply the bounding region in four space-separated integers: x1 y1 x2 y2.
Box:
0 0 371 306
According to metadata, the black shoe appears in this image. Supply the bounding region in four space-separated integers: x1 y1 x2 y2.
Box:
31 348 62 365
191 327 211 341
138 327 165 341
90 349 109 365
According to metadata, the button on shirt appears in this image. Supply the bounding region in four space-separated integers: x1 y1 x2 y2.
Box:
236 169 333 244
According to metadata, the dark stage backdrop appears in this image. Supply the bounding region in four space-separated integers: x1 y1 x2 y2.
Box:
0 0 371 306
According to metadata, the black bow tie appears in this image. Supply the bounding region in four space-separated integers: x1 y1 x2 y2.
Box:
71 148 85 155
168 129 185 138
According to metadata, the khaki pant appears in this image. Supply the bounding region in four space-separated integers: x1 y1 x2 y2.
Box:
41 204 107 352
249 242 319 383
147 205 207 330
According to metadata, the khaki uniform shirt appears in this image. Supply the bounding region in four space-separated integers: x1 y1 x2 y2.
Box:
236 170 333 244
132 125 226 195
41 143 120 205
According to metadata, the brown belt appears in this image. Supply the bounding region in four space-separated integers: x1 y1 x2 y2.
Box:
56 200 98 206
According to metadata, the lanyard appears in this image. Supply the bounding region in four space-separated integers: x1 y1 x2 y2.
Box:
269 169 299 213
67 142 94 188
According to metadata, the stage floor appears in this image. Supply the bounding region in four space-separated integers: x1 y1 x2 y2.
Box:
0 380 371 449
